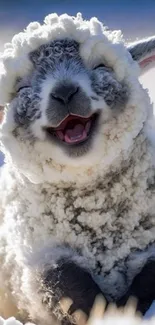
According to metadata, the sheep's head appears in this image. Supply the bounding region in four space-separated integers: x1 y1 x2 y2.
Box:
1 13 155 184
13 38 130 157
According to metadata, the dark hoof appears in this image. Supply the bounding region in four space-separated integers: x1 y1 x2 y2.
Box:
42 260 104 323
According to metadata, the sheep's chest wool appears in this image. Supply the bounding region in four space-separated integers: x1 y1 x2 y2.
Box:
2 116 155 301
1 12 155 325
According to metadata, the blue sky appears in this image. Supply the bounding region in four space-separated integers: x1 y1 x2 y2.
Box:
0 0 155 42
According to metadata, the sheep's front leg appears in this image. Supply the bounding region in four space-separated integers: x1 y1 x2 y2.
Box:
40 246 104 324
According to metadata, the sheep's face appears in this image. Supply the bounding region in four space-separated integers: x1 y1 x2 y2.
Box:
12 38 129 160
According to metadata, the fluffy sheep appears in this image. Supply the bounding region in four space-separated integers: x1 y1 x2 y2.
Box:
1 12 155 325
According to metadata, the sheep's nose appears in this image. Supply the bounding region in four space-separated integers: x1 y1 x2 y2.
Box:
50 83 79 104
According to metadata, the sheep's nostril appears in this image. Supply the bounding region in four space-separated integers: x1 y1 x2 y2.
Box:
68 86 79 101
50 93 64 104
50 84 79 104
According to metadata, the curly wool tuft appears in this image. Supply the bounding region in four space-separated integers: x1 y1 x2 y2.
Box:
0 13 137 105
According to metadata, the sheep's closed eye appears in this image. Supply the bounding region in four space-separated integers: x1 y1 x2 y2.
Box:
93 64 106 69
93 63 113 72
15 78 31 93
17 86 30 93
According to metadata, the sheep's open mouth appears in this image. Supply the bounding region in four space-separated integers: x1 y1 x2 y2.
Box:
45 113 99 145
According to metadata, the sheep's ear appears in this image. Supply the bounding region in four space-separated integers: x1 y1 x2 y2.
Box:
127 37 155 75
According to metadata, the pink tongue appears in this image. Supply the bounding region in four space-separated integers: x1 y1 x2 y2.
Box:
64 124 87 144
